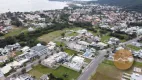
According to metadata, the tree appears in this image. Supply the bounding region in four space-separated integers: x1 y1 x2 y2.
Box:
11 18 22 27
5 36 16 45
38 60 41 64
9 57 14 62
40 41 47 45
0 39 7 48
16 33 26 41
32 76 36 79
61 33 65 38
63 73 68 78
56 78 63 80
104 54 109 58
21 68 26 74
49 73 56 80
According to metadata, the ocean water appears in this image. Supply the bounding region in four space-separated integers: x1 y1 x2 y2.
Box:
0 0 67 13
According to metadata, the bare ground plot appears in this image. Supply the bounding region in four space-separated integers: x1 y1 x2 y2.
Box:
90 61 122 80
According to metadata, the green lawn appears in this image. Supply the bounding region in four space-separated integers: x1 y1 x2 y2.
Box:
101 34 111 43
64 48 78 55
102 60 114 66
55 41 66 47
85 58 92 63
133 61 142 67
4 27 28 37
127 45 141 51
67 32 78 37
15 51 23 56
28 65 80 80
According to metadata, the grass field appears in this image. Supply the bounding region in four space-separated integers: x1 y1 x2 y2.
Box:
64 48 78 55
38 27 83 43
38 30 64 43
15 51 23 56
28 64 80 80
55 41 66 47
101 34 111 43
127 45 141 51
4 27 28 37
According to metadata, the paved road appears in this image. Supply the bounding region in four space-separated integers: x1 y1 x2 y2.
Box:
78 36 142 80
123 36 142 44
78 49 108 80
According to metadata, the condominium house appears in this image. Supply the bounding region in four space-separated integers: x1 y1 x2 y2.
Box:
5 43 21 51
0 43 21 56
47 41 56 51
130 73 142 80
9 74 35 80
41 52 68 68
63 56 85 72
28 27 35 32
30 44 49 57
133 50 142 58
137 29 142 36
21 46 30 52
17 44 50 60
0 48 9 56
40 74 49 80
91 42 108 49
108 37 120 45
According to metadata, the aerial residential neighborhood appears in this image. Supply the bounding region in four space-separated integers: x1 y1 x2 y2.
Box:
0 0 142 80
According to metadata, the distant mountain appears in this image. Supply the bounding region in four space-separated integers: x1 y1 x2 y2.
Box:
97 0 142 12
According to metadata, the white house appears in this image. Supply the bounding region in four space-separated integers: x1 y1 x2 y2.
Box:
130 73 142 80
21 46 30 52
28 27 35 32
63 56 85 72
137 29 142 36
108 37 120 45
41 52 68 68
47 42 56 50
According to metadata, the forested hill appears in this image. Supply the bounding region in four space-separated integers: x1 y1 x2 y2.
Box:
97 0 142 12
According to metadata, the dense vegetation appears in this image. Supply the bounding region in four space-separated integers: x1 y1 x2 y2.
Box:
0 22 70 48
97 0 142 12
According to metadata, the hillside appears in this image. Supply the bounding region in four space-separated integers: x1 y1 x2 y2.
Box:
97 0 142 12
